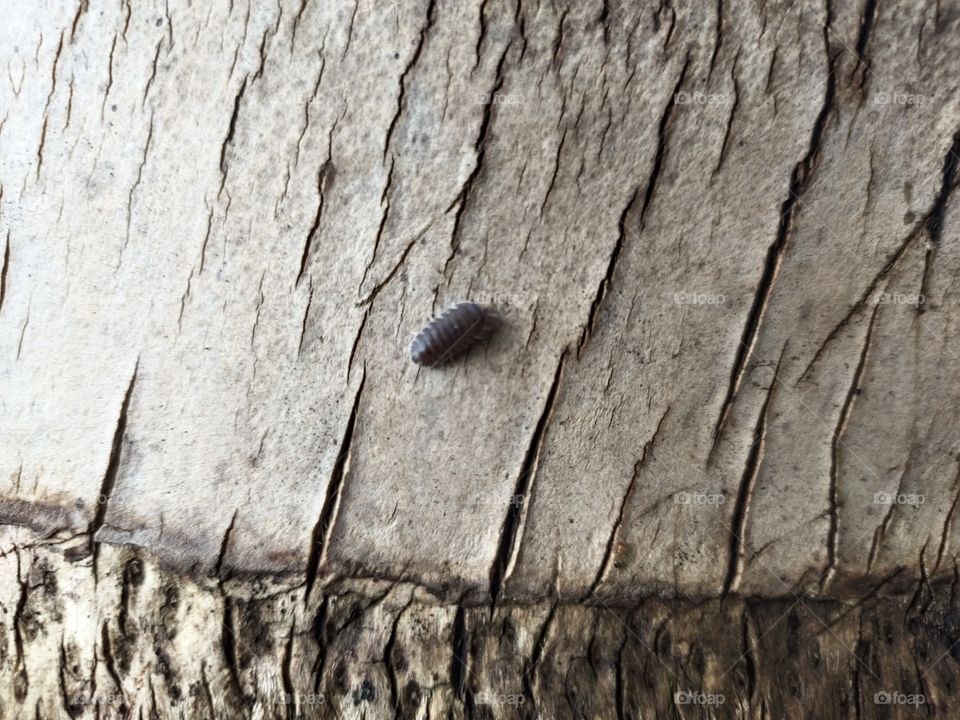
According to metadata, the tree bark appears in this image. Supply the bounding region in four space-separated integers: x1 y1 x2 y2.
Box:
2 0 960 716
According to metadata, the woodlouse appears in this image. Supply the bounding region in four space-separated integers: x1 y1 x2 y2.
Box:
410 302 490 366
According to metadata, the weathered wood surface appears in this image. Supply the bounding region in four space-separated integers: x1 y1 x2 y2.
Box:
0 526 958 718
5 0 960 605
3 0 960 715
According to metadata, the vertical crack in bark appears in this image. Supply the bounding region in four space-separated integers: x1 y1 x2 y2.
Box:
823 303 879 591
723 346 784 596
35 118 48 180
298 276 314 358
121 112 155 263
296 156 334 286
216 509 239 578
587 407 670 598
100 622 124 699
221 598 245 699
16 303 30 361
200 662 216 715
303 371 365 605
311 595 330 692
450 605 468 699
163 0 174 49
383 0 437 162
252 26 271 84
120 0 132 42
100 33 118 120
357 158 394 293
578 56 687 355
804 124 960 377
707 0 723 80
539 127 567 220
905 539 931 619
90 361 139 581
44 32 65 119
218 75 249 196
712 34 838 449
341 0 360 61
740 602 758 701
250 272 265 348
199 201 214 274
64 76 75 130
290 0 310 48
58 636 76 719
711 49 740 179
13 550 29 700
851 0 877 91
71 0 89 40
346 307 369 381
148 674 160 715
867 437 918 574
142 39 164 106
474 0 495 70
489 350 566 607
118 557 140 638
356 221 432 307
178 271 196 331
294 35 328 166
577 185 640 354
524 599 556 705
384 595 413 716
919 129 960 308
549 8 569 70
442 35 511 279
281 621 296 719
798 228 916 382
0 231 9 316
933 463 960 576
638 53 689 231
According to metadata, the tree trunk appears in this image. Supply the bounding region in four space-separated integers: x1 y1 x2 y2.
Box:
2 0 959 716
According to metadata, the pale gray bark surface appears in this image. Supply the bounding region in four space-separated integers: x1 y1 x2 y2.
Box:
2 0 960 716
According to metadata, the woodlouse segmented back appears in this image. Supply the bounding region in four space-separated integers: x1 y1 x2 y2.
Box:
410 302 490 366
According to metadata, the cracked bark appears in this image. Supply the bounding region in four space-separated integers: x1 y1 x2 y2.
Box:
89 363 138 581
304 372 365 604
5 0 960 716
217 75 249 195
713 30 838 448
724 347 783 596
0 231 9 316
382 0 437 164
296 157 334 286
588 407 670 598
489 350 566 607
823 303 880 590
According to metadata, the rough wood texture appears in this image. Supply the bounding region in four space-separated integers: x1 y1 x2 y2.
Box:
1 526 958 718
3 0 960 715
